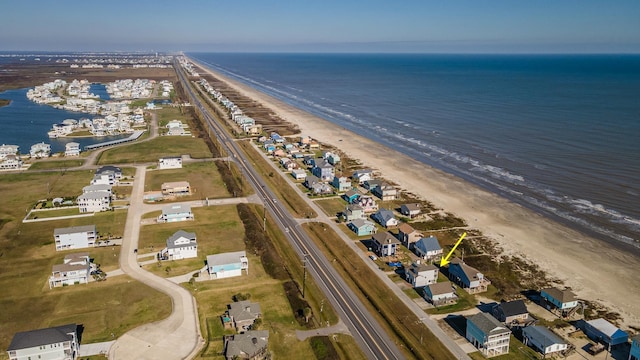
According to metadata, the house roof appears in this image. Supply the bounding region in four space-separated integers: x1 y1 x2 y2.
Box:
349 219 375 229
523 326 566 347
401 203 421 212
228 301 261 322
410 262 438 275
78 191 111 200
7 324 77 351
352 169 372 177
427 281 455 296
586 318 627 339
373 208 395 223
83 184 112 192
542 287 577 303
497 300 528 317
372 232 400 245
225 330 269 359
414 236 442 253
467 312 510 336
162 204 192 215
96 165 121 175
54 225 96 236
52 262 89 273
345 189 359 198
167 230 196 248
207 251 247 269
346 204 363 212
450 258 483 283
397 223 416 234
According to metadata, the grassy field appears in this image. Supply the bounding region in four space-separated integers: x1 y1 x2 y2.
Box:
96 136 212 164
27 207 85 219
237 140 316 219
0 170 172 351
144 162 230 200
303 222 457 360
27 159 85 170
156 106 193 130
314 197 347 218
139 205 245 277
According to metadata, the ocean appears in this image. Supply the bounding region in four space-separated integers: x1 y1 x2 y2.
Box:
188 53 640 250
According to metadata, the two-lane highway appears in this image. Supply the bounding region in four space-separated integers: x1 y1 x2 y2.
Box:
176 58 406 359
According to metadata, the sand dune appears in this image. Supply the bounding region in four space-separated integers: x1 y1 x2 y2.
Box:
190 58 639 328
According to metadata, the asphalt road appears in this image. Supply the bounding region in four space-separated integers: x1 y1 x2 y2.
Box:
177 58 406 360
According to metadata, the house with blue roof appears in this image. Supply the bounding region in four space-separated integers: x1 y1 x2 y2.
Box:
371 208 398 228
522 326 568 356
413 236 443 261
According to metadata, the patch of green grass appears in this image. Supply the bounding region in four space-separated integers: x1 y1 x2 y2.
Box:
27 207 85 219
426 286 477 315
314 198 347 218
97 136 212 164
28 159 85 170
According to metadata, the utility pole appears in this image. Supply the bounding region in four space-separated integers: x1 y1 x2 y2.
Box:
302 254 308 298
263 205 266 232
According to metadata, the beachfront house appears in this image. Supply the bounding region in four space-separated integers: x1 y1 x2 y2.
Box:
158 230 197 261
225 301 262 332
424 281 457 306
540 287 579 312
352 169 373 184
491 300 531 326
6 324 79 360
522 326 568 356
371 232 400 257
48 253 91 289
0 144 19 157
400 203 422 218
397 223 423 248
405 261 438 288
413 236 443 261
311 159 334 181
224 330 269 360
345 204 366 222
54 225 97 251
466 312 511 358
158 204 194 223
77 191 112 213
207 251 249 279
331 176 352 192
324 152 341 165
371 208 398 228
161 181 191 196
363 179 382 191
347 219 377 237
447 258 490 293
158 156 183 169
582 318 629 347
65 142 80 157
629 334 640 360
372 183 399 201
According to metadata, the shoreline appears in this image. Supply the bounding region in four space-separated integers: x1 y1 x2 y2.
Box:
188 57 640 328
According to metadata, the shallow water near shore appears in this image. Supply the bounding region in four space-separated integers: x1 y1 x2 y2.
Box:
189 53 640 249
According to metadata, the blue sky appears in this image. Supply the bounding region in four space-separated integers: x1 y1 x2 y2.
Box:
1 0 639 53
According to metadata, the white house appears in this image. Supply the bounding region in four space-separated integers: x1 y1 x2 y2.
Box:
424 281 458 306
54 225 97 251
49 253 91 289
207 251 248 279
291 169 307 180
64 142 80 157
159 230 197 260
158 156 183 169
30 142 51 158
413 236 443 261
91 166 122 185
466 312 511 358
405 261 438 288
77 191 111 213
6 323 79 360
0 155 22 170
158 204 194 223
522 326 568 356
0 144 19 157
82 184 112 195
161 181 191 196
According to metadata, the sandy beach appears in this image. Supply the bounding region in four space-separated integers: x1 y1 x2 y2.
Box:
190 58 640 328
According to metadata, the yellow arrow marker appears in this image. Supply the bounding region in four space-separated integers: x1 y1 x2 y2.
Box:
439 232 467 267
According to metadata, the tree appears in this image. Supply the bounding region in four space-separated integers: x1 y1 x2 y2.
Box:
303 307 312 323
